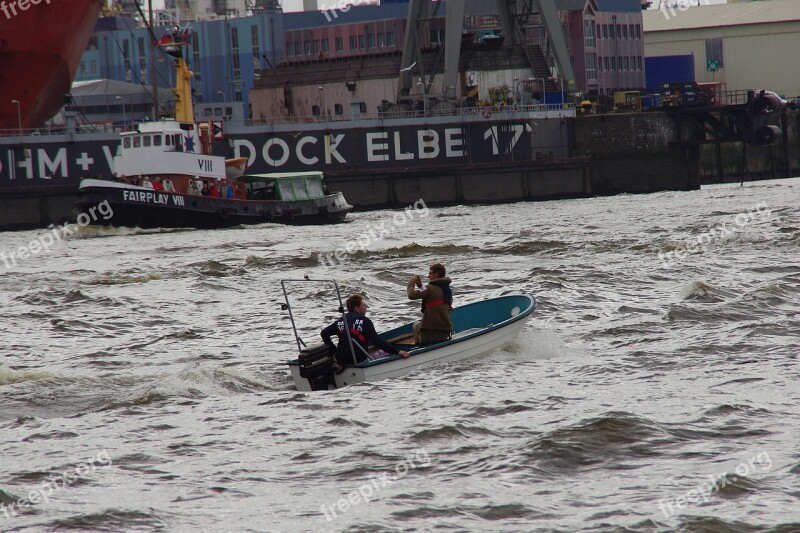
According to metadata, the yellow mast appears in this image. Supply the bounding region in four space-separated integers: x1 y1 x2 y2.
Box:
174 58 195 123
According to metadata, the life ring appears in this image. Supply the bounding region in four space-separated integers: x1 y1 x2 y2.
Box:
482 106 492 119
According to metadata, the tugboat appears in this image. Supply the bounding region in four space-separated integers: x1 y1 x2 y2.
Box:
76 29 352 230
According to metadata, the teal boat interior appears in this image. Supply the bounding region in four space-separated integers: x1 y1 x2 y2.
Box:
288 294 536 369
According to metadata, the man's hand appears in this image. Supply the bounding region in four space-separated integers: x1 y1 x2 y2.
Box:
398 350 411 359
409 275 422 287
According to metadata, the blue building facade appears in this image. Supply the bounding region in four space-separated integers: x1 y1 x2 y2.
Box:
76 4 410 119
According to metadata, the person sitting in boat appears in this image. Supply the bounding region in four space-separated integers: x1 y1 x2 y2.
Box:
163 178 176 193
407 263 453 345
153 177 164 191
142 176 154 189
321 294 410 367
210 181 220 197
201 181 210 196
225 182 234 199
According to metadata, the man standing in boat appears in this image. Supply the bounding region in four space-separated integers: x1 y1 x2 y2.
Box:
321 294 410 367
407 263 453 345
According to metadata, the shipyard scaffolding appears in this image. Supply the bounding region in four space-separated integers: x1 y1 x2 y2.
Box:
396 0 578 112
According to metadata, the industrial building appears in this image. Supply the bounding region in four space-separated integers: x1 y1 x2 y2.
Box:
643 0 800 97
75 0 644 124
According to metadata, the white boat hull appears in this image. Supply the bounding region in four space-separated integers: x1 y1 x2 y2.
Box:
289 308 531 391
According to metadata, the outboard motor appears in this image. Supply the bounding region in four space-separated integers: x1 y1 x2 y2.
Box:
298 343 335 391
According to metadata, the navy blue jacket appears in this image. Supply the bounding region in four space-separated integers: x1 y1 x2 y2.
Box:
321 311 399 366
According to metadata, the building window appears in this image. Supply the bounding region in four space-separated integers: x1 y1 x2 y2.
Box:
252 26 261 79
584 20 595 48
387 32 395 46
705 37 724 67
622 25 628 39
623 56 629 70
596 24 601 39
635 24 641 39
295 42 301 56
616 24 621 39
349 35 357 50
629 24 635 39
637 56 642 70
335 103 344 115
610 56 616 70
358 35 365 48
378 33 385 47
368 33 375 48
304 41 311 55
604 56 609 71
586 53 597 80
312 105 320 116
602 24 608 39
287 41 294 56
313 40 320 54
335 37 343 51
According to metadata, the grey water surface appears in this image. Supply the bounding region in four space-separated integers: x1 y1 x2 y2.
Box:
1 178 799 532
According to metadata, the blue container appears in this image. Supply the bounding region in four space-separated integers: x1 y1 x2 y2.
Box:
645 55 695 91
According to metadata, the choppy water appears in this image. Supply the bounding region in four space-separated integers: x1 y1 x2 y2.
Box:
1 178 799 532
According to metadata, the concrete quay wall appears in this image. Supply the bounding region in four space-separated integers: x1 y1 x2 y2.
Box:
574 112 701 195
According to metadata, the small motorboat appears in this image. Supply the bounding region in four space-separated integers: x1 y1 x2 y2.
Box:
283 279 536 391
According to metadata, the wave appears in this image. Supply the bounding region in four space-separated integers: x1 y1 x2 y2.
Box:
85 272 163 286
101 366 276 410
680 281 724 302
411 424 499 442
522 412 675 474
0 366 53 386
45 510 167 530
63 224 192 239
487 240 568 255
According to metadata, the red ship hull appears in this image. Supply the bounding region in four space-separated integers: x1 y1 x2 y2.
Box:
0 0 102 129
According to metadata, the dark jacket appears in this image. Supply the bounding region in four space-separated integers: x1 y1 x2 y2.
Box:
407 277 453 343
321 311 399 366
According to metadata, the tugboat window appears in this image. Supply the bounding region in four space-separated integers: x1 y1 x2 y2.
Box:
293 179 309 200
154 135 162 146
307 179 323 198
124 137 131 149
143 135 151 147
166 135 172 146
133 136 141 148
279 181 295 201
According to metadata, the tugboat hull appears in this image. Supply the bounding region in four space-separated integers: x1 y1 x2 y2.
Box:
77 180 350 229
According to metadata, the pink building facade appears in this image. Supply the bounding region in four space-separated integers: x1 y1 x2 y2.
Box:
562 0 645 95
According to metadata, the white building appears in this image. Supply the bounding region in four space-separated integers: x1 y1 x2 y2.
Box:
159 0 252 23
643 0 800 97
